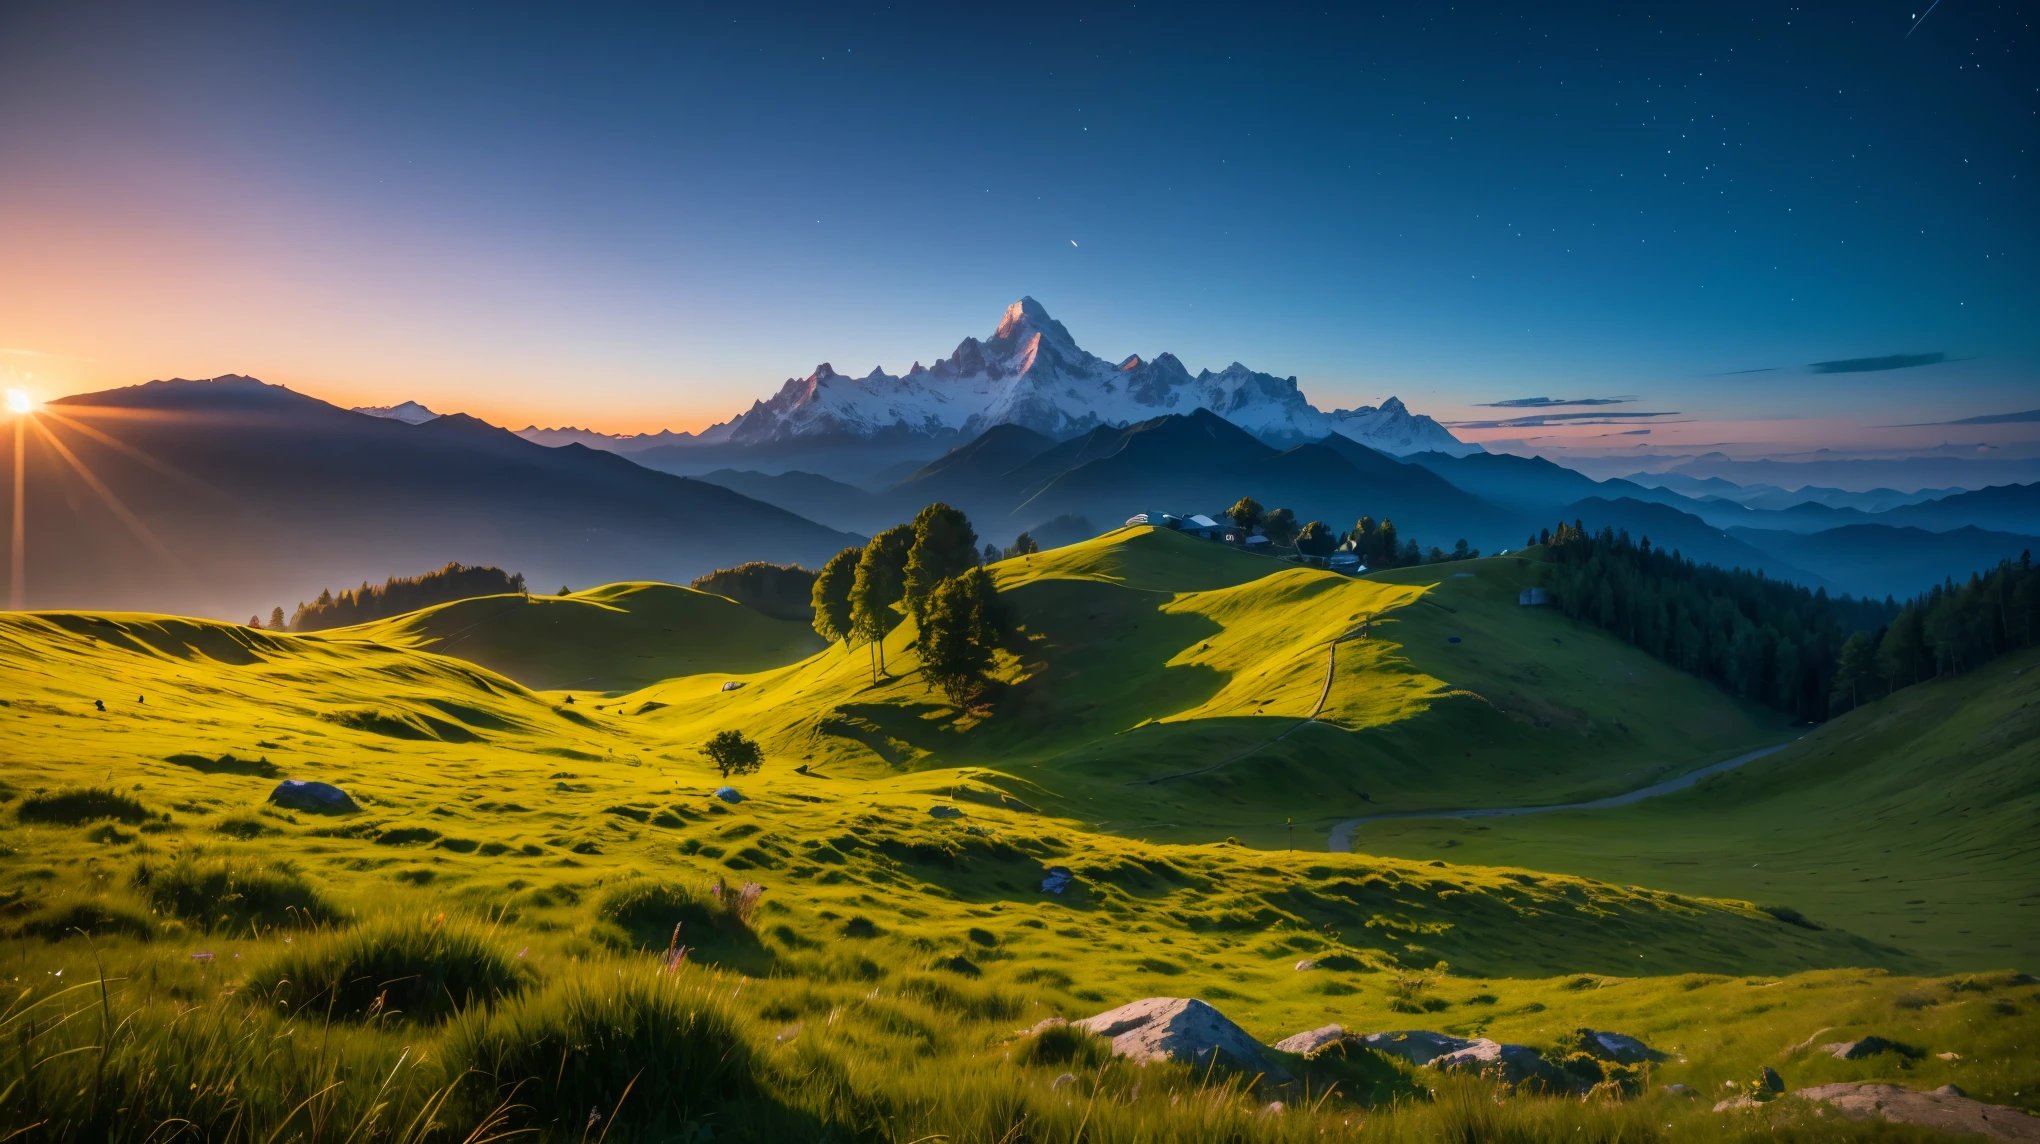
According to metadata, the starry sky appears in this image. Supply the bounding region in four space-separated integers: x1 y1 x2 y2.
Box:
0 0 2033 453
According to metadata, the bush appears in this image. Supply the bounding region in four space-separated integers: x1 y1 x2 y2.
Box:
1013 1022 1112 1069
17 787 150 825
133 854 339 933
242 917 526 1023
596 879 769 972
440 968 759 1136
15 898 153 941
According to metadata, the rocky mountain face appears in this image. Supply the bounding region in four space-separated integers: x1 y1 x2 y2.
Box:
685 298 1478 456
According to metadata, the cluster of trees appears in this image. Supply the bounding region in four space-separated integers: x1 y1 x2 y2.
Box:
690 561 820 622
1538 521 1897 719
812 503 1008 706
1203 499 1474 569
1830 551 2040 712
286 562 527 632
986 532 1039 563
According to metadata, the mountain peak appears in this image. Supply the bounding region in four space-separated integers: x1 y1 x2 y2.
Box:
354 400 439 425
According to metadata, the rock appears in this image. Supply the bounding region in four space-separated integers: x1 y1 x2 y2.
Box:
1040 866 1074 894
1293 958 1317 971
1821 1036 1908 1060
1272 1024 1347 1057
268 780 359 815
928 805 964 819
1072 997 1290 1082
1795 1083 2040 1143
1260 1101 1285 1116
1579 1029 1665 1063
1760 1066 1786 1093
1353 1030 1475 1067
713 786 744 803
720 681 744 691
1028 1017 1068 1036
794 764 810 775
1937 1052 1962 1061
1934 1084 1966 1097
1429 1039 1553 1085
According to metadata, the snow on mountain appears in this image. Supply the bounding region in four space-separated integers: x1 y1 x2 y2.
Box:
704 297 1476 456
352 400 439 425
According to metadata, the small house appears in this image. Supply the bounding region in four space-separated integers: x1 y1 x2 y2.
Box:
1182 514 1225 540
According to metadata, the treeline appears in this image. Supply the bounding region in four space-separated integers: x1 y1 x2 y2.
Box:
1831 552 2040 712
812 504 1005 707
690 562 819 622
288 563 527 632
1217 498 1478 567
1539 521 1898 720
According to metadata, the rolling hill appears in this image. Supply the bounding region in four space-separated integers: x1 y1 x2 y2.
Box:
1559 497 1837 592
1339 643 2040 973
8 377 861 619
1727 523 2040 601
337 582 827 692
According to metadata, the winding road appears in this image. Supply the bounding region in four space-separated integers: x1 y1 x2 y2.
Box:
1325 741 1794 852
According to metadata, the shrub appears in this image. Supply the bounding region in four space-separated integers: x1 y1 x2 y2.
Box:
1013 1022 1111 1070
15 898 153 941
133 854 339 933
17 787 150 825
242 917 525 1023
596 878 770 972
440 968 759 1136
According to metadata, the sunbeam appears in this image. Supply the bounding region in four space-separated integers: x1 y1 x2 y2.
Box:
39 407 239 509
27 415 188 576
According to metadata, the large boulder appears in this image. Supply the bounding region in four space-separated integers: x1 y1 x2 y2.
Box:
1073 998 1290 1082
268 780 358 815
1796 1083 2040 1143
1820 1036 1912 1060
1429 1038 1554 1085
1272 1024 1349 1057
1578 1029 1665 1063
1353 1030 1474 1067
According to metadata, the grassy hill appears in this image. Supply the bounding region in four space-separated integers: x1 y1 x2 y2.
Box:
338 582 826 691
627 527 1791 847
1341 644 2040 973
2 552 2036 1139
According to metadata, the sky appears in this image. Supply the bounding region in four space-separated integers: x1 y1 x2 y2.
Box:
0 0 2033 454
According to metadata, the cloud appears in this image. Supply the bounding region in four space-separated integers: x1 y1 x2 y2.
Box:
1475 396 1634 408
1807 351 1946 374
1446 411 1681 430
1886 408 2040 427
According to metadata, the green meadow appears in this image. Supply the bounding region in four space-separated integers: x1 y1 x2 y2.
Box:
0 527 2033 1141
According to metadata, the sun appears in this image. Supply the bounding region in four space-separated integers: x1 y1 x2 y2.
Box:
4 389 32 416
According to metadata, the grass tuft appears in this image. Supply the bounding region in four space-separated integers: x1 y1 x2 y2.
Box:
242 916 526 1023
18 787 151 825
133 852 340 933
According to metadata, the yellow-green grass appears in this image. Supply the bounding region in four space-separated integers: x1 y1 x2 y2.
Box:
624 528 1790 847
2 565 2037 1137
1343 644 2040 974
334 581 825 691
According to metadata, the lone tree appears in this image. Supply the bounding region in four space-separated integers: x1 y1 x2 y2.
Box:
702 730 762 779
982 542 1000 564
921 567 1005 708
1295 520 1337 560
810 546 861 643
1227 496 1264 536
850 524 915 681
1261 507 1298 547
903 503 979 625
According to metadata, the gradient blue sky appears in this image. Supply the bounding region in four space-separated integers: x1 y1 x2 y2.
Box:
0 0 2032 449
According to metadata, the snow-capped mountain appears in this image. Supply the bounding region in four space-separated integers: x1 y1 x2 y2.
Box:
700 298 1476 456
352 400 439 425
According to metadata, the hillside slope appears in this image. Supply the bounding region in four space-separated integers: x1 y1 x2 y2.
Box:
339 583 826 691
1341 645 2040 972
626 527 1791 845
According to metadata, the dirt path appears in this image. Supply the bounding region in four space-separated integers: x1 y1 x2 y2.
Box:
1324 741 1794 852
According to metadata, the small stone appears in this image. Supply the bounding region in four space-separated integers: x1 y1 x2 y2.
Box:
268 780 359 815
720 681 744 691
1293 958 1317 971
1760 1066 1785 1093
1040 866 1074 894
1029 1017 1068 1036
1823 1036 1905 1060
1936 1052 1961 1061
1260 1101 1285 1116
713 786 744 803
928 805 964 819
1272 1024 1346 1056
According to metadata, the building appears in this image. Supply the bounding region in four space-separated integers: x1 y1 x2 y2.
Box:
1181 514 1225 540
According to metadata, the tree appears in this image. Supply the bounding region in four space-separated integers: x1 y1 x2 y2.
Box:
982 543 1000 564
270 607 286 631
1227 496 1264 536
1261 507 1298 547
248 615 262 628
851 524 914 681
1004 532 1039 559
694 562 821 622
558 585 571 596
1295 521 1337 560
903 503 979 625
702 730 762 779
921 567 1004 708
810 547 861 643
1451 539 1472 561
